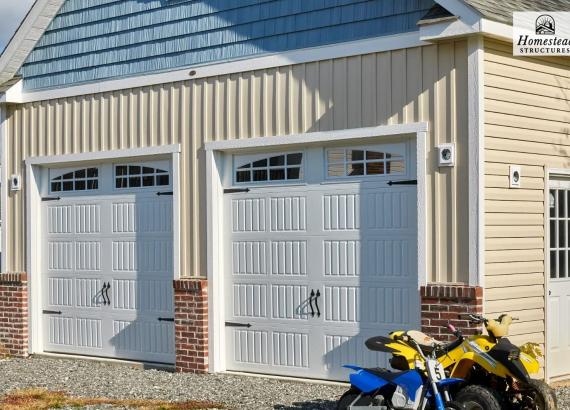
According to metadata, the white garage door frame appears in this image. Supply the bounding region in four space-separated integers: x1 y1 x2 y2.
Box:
24 144 181 356
205 122 430 374
545 168 570 382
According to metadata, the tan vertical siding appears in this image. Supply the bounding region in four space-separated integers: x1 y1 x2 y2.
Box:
484 39 570 352
5 42 470 282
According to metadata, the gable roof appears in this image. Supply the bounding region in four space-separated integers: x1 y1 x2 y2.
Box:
462 0 570 24
1 0 570 91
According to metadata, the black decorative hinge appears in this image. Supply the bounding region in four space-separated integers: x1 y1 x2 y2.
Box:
387 180 417 186
224 188 250 194
158 317 175 322
42 310 62 315
225 321 252 328
42 197 61 202
157 191 174 196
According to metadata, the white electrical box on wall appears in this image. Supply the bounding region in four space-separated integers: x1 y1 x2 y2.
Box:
9 175 21 192
510 165 521 189
437 144 455 167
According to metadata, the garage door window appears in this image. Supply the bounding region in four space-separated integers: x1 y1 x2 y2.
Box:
50 168 99 192
327 146 405 178
235 153 303 184
115 165 170 189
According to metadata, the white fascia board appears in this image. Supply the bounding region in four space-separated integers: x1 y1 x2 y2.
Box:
0 0 65 86
6 32 427 104
205 123 429 152
420 17 513 43
480 19 513 42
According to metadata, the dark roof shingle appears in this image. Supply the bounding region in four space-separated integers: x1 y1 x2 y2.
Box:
462 0 570 24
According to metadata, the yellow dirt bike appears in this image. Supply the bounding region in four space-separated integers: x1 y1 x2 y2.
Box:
366 314 557 410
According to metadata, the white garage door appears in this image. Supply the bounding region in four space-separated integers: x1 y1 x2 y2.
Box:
224 143 420 380
42 162 175 364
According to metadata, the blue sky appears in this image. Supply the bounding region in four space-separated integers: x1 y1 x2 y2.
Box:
0 0 36 53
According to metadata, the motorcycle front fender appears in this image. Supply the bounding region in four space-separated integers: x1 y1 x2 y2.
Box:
343 365 389 394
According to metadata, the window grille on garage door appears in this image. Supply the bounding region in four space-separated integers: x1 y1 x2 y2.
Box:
550 187 569 279
326 145 405 178
50 168 99 192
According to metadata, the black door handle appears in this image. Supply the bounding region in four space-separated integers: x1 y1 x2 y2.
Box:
101 283 108 305
105 282 111 306
315 290 321 318
309 290 315 317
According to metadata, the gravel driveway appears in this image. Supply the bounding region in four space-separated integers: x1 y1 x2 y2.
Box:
1 356 569 409
0 357 346 409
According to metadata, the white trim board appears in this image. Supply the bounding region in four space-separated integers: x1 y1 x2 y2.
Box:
5 32 426 104
467 36 485 288
26 144 181 165
0 104 7 273
206 123 429 152
205 123 430 373
25 144 182 355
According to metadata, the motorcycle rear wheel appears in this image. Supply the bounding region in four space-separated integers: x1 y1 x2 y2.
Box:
515 379 557 410
456 385 503 410
336 388 373 410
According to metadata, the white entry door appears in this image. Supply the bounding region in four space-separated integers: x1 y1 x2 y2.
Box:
548 180 570 379
224 143 420 380
42 163 175 364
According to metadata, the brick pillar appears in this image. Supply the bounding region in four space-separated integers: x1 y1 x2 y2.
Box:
173 278 208 373
0 273 28 357
421 284 483 341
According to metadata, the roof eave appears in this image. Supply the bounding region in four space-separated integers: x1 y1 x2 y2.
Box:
0 0 65 88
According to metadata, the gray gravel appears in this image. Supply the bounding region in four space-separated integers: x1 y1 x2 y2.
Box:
557 386 570 409
0 356 346 409
1 357 569 409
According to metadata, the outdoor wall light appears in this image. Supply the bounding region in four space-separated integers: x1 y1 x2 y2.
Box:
509 165 521 189
437 143 455 167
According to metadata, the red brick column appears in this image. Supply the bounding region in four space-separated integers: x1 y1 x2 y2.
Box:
173 278 208 373
421 284 483 341
0 273 28 357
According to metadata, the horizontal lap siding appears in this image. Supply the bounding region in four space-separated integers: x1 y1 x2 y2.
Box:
6 42 469 282
484 39 570 360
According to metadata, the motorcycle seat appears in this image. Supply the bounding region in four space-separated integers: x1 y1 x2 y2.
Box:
405 330 442 354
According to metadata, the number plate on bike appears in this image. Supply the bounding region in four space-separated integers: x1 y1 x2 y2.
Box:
427 359 446 381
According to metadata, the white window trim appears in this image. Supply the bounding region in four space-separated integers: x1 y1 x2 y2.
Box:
25 144 181 355
204 122 429 373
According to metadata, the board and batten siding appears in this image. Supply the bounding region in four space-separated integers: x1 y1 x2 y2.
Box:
5 41 469 282
484 39 570 356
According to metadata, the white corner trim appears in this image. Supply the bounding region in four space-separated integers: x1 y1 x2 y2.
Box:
206 124 430 372
6 32 427 104
467 36 485 288
0 104 7 273
25 144 181 165
26 163 42 354
205 123 429 152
